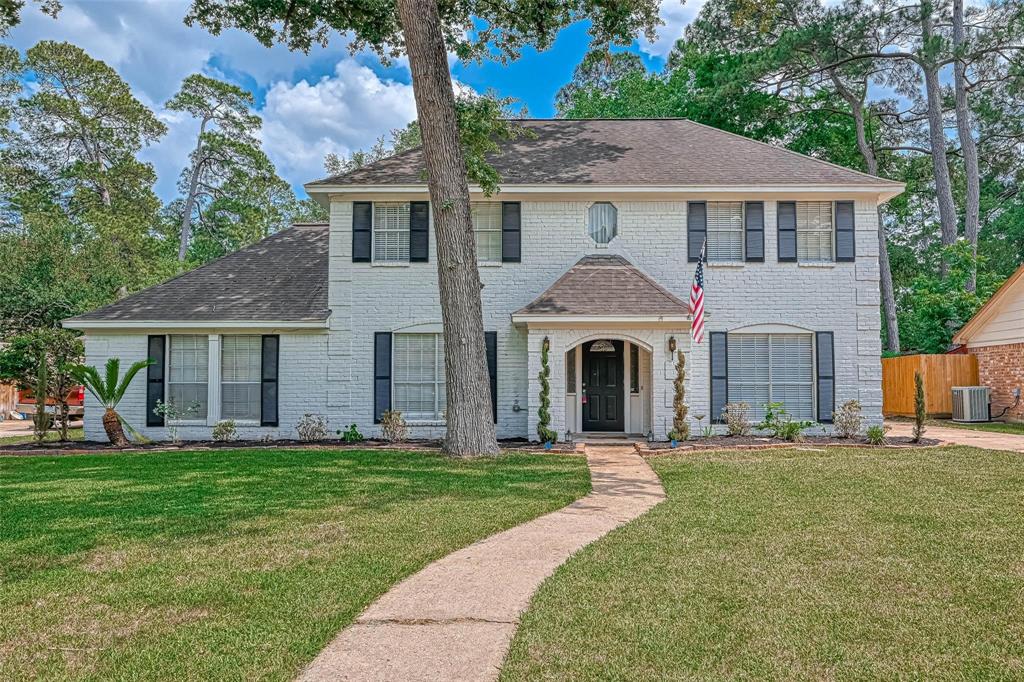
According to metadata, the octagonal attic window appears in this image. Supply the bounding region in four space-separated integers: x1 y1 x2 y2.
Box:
588 202 617 244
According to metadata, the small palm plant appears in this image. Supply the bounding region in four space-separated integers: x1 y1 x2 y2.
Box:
71 358 152 446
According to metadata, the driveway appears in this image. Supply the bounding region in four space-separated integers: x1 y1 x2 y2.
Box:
886 420 1024 453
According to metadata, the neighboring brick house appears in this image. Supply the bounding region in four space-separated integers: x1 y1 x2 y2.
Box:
953 264 1024 422
65 119 904 442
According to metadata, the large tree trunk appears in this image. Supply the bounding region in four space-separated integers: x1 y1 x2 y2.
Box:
832 70 901 352
920 9 959 270
395 0 499 457
952 0 982 291
178 124 207 262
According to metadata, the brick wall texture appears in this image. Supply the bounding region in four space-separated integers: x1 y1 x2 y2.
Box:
84 195 885 441
973 342 1024 422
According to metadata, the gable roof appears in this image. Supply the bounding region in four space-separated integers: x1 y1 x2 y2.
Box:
65 224 329 326
954 262 1024 344
513 254 691 320
308 119 904 190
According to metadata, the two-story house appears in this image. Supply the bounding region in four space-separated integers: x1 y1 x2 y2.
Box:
66 119 904 442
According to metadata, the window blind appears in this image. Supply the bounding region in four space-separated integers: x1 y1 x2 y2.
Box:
373 202 410 262
727 333 814 420
393 333 446 420
796 201 833 262
168 334 209 419
221 335 261 421
706 202 743 261
471 202 502 263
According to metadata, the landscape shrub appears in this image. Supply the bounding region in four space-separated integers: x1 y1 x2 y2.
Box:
296 413 329 442
832 399 864 438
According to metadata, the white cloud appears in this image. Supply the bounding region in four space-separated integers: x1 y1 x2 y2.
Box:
639 0 707 59
7 0 399 198
260 61 419 185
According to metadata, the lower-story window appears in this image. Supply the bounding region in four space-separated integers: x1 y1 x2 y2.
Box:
168 334 209 420
728 333 814 421
222 335 262 421
393 333 446 420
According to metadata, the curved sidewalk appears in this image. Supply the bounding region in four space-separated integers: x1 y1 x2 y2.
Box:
297 446 665 681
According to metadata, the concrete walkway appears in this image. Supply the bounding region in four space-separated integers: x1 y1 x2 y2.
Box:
887 420 1024 452
297 446 665 681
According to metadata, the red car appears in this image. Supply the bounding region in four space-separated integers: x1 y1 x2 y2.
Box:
17 386 85 418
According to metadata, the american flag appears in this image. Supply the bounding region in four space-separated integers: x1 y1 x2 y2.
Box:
689 242 706 344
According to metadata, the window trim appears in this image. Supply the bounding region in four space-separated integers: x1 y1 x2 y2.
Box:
392 332 447 422
371 201 411 263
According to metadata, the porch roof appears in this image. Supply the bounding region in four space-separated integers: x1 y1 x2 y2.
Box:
512 254 691 322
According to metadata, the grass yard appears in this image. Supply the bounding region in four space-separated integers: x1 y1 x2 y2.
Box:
0 427 83 446
502 446 1024 681
0 448 589 680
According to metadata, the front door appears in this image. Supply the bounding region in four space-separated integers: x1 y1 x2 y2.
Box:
582 340 624 432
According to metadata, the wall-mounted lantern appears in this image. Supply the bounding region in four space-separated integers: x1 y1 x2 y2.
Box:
542 336 550 352
668 336 677 353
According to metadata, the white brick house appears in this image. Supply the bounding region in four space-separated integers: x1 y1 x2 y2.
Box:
66 119 903 442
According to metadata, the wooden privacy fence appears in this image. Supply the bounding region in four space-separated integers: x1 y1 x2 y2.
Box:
882 354 979 417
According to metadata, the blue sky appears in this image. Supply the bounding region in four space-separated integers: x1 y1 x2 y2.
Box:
5 0 702 201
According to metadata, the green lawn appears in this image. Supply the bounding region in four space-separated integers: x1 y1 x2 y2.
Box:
0 427 84 446
502 447 1024 681
0 448 589 680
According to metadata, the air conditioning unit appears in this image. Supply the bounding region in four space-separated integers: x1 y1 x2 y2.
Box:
952 386 991 422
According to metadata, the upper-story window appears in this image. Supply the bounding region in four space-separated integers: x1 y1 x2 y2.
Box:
796 201 833 262
588 202 617 244
373 202 410 262
706 202 744 261
471 202 502 263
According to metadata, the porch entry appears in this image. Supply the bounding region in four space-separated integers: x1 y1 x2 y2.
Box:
581 339 624 431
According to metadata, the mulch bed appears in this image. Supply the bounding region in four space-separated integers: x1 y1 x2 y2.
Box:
640 434 941 454
0 436 586 457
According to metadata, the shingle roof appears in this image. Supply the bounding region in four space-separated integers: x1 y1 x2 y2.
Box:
514 254 691 318
66 224 329 324
309 119 902 189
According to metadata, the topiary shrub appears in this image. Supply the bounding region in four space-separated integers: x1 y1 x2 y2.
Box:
536 337 557 443
667 350 689 441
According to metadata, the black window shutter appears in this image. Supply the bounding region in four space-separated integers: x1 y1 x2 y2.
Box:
710 332 728 423
409 201 429 262
352 202 372 262
744 201 765 262
501 202 521 263
261 335 279 427
835 201 856 262
777 201 797 262
146 335 165 427
687 201 707 262
374 332 392 423
816 332 835 423
485 331 497 423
